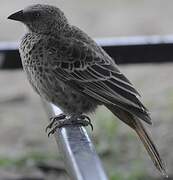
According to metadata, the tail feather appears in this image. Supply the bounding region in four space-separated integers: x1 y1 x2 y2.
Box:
106 105 167 177
133 120 167 177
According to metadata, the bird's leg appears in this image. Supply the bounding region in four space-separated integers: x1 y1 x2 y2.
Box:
45 113 66 133
47 114 93 137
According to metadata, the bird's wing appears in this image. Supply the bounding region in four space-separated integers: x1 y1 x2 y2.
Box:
44 36 151 124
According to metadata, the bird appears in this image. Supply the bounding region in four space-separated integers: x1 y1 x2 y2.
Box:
8 4 167 176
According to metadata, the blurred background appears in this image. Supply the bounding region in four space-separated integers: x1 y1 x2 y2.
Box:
0 0 173 179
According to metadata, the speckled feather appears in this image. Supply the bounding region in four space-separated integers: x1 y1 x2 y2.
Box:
10 4 166 176
20 32 151 121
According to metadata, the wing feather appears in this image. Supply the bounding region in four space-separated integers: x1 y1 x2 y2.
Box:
44 36 151 124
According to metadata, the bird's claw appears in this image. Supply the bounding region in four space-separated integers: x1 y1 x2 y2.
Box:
45 113 66 133
76 114 93 131
47 114 93 137
47 120 72 137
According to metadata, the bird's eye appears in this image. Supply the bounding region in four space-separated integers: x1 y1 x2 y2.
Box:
34 12 41 18
29 11 41 19
25 11 41 21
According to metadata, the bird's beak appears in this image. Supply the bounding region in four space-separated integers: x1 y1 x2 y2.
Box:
8 10 25 22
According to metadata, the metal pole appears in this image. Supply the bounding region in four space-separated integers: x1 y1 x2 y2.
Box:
43 102 108 180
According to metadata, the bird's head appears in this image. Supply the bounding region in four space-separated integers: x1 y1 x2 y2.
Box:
8 4 69 34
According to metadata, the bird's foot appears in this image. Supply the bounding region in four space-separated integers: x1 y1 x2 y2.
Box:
47 114 93 137
75 114 93 131
45 113 66 133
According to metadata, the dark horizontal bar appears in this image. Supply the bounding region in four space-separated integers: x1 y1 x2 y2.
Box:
43 102 108 180
1 35 173 69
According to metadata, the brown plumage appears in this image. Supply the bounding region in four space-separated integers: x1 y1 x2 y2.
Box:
8 4 167 176
107 105 166 175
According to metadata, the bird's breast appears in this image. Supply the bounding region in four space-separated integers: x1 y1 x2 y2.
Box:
19 33 98 115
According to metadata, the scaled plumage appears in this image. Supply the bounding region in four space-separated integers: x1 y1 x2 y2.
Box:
8 4 167 176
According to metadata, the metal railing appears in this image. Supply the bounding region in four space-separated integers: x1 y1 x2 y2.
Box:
43 102 108 180
1 35 173 179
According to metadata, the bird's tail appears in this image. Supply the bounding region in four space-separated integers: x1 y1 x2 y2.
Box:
133 120 167 177
106 105 167 177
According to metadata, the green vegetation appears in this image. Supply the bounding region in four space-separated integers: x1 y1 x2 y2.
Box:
0 152 61 168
